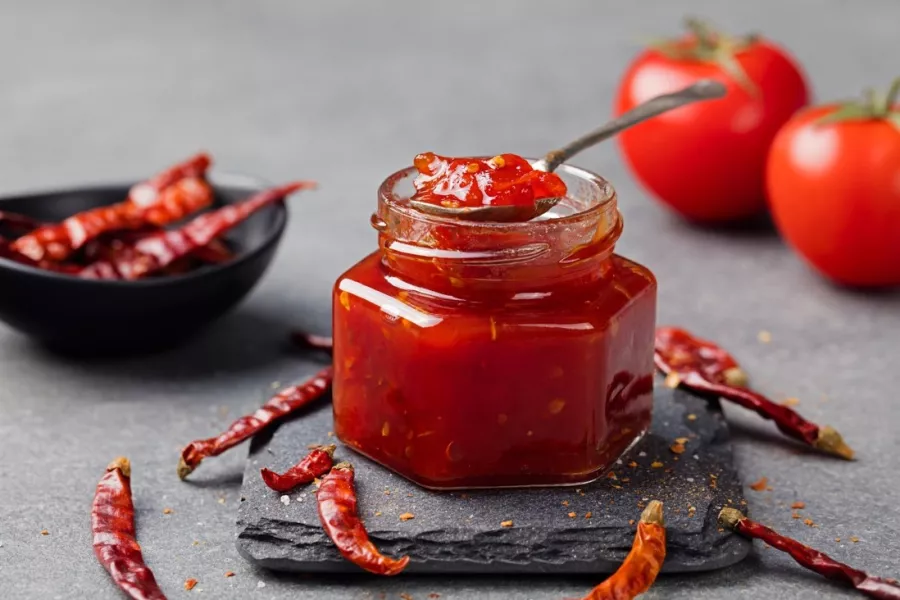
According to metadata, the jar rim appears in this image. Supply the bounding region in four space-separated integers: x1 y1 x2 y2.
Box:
377 159 617 233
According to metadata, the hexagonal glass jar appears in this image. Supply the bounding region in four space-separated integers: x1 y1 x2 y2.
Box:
332 161 656 489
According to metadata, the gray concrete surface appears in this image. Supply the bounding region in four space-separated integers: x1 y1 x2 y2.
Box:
0 1 898 598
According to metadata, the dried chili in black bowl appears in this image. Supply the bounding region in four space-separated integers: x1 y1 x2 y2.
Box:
0 173 305 355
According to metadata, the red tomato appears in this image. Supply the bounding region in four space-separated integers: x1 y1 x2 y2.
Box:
766 87 900 287
615 24 809 223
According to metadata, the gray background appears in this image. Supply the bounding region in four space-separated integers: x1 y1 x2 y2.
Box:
1 1 898 598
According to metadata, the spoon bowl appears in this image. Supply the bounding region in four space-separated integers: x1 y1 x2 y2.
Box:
0 172 287 355
407 197 560 223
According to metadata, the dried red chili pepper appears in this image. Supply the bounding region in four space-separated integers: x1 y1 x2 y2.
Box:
12 153 212 261
655 327 854 460
0 210 43 235
82 181 315 281
126 153 211 220
260 444 337 492
92 457 167 600
289 330 334 353
178 366 333 479
191 238 234 264
0 236 82 273
577 500 666 600
316 462 410 576
84 230 232 270
719 508 900 599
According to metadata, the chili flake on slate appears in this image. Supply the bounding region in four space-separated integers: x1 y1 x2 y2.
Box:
399 512 415 522
501 520 514 528
184 579 198 591
749 477 768 491
791 501 806 509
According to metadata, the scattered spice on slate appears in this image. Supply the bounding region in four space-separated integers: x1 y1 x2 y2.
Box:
41 529 49 536
224 571 235 578
792 501 806 509
568 512 577 518
577 501 666 600
316 463 409 575
162 508 173 515
184 579 198 591
399 513 415 522
178 367 333 479
650 461 664 469
655 327 854 459
781 397 801 407
501 520 514 528
719 508 900 599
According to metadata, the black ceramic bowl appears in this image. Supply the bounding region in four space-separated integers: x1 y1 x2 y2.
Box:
0 173 287 354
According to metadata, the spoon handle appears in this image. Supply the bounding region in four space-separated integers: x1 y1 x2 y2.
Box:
536 79 727 173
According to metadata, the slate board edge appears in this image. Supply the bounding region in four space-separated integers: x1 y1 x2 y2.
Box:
236 386 752 575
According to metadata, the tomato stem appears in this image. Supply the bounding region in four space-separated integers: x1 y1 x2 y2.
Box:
883 76 900 114
684 17 717 50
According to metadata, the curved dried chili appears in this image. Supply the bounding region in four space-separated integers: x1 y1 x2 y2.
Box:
316 462 410 576
261 444 336 492
578 500 666 600
719 508 900 599
178 366 333 479
92 457 167 600
12 153 212 262
655 327 853 459
81 181 315 280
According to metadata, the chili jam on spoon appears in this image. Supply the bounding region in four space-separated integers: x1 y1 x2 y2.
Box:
408 79 726 222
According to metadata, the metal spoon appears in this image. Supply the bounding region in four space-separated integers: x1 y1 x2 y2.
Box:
408 79 727 222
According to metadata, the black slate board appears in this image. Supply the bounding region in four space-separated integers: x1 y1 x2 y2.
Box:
236 385 750 574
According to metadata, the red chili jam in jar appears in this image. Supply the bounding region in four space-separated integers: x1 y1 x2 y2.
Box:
332 160 656 489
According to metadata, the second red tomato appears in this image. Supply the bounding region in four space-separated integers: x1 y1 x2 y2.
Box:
615 21 809 223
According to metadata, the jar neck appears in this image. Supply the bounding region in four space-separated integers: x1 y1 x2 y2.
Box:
378 219 622 299
373 178 622 299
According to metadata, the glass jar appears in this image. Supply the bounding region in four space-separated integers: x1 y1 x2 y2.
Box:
332 161 656 489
